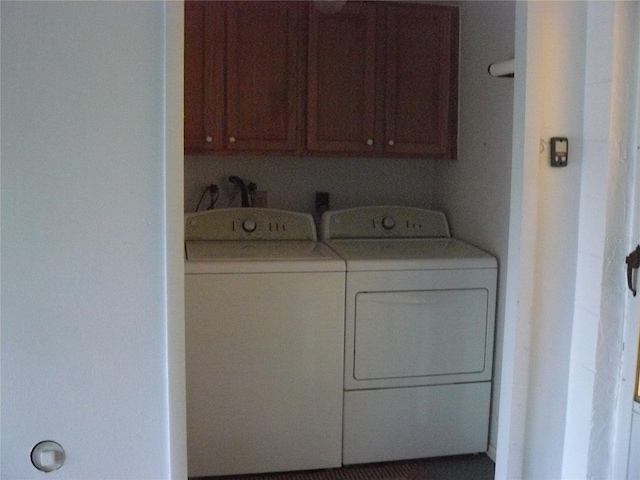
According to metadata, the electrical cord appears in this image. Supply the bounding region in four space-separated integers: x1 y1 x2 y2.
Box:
228 176 249 207
247 182 257 207
207 184 220 210
195 184 220 211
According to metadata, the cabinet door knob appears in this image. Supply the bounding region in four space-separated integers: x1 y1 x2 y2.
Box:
366 139 374 146
388 139 395 146
229 136 236 143
205 136 213 143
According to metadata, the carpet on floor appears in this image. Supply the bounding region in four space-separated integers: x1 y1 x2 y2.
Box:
194 454 495 480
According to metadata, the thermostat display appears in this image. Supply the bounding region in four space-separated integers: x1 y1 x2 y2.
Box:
550 137 568 167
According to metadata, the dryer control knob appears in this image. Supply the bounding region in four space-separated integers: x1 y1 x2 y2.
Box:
242 219 257 233
382 216 396 230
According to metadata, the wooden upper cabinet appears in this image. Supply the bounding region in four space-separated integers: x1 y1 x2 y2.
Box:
383 4 458 158
184 1 304 155
307 2 458 158
223 2 304 153
307 2 377 153
184 1 458 158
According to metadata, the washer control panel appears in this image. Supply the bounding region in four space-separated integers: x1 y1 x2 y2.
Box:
242 218 257 233
185 208 317 241
381 216 396 230
321 206 451 240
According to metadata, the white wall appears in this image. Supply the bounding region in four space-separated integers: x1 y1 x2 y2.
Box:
522 3 586 477
498 2 640 478
582 3 640 478
498 2 587 478
165 3 189 478
495 3 540 476
185 155 437 213
434 0 515 458
0 2 183 478
563 2 615 477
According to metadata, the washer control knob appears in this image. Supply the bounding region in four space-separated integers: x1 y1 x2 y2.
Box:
242 218 257 233
381 216 396 230
31 441 65 473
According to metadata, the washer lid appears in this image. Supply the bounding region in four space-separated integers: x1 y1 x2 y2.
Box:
324 238 497 271
185 240 345 273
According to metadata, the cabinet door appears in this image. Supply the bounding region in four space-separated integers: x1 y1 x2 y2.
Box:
307 2 377 154
184 1 218 153
223 2 303 153
383 4 458 158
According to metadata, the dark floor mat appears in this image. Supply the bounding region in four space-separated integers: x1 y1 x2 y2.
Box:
195 454 494 480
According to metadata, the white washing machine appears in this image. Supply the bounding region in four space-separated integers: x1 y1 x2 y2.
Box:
185 208 345 477
321 206 497 465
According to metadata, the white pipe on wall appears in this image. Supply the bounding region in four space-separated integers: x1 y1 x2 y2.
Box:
488 58 515 77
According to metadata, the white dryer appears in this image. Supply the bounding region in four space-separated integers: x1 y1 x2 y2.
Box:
185 208 345 477
321 206 497 465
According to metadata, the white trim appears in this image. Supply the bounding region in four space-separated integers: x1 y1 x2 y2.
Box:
0 2 3 471
613 4 640 477
164 1 187 479
494 2 541 478
487 444 496 463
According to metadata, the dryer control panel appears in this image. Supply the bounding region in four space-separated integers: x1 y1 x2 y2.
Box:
321 206 451 240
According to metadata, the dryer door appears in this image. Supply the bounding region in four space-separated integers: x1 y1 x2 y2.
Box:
354 289 489 380
344 268 497 389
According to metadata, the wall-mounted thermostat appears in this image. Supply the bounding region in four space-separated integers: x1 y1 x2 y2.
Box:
550 137 568 167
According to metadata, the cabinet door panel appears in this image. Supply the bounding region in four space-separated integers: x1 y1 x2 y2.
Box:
225 2 302 153
384 4 458 158
184 1 217 153
307 3 377 154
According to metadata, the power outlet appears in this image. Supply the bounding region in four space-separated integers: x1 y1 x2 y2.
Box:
315 192 329 214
